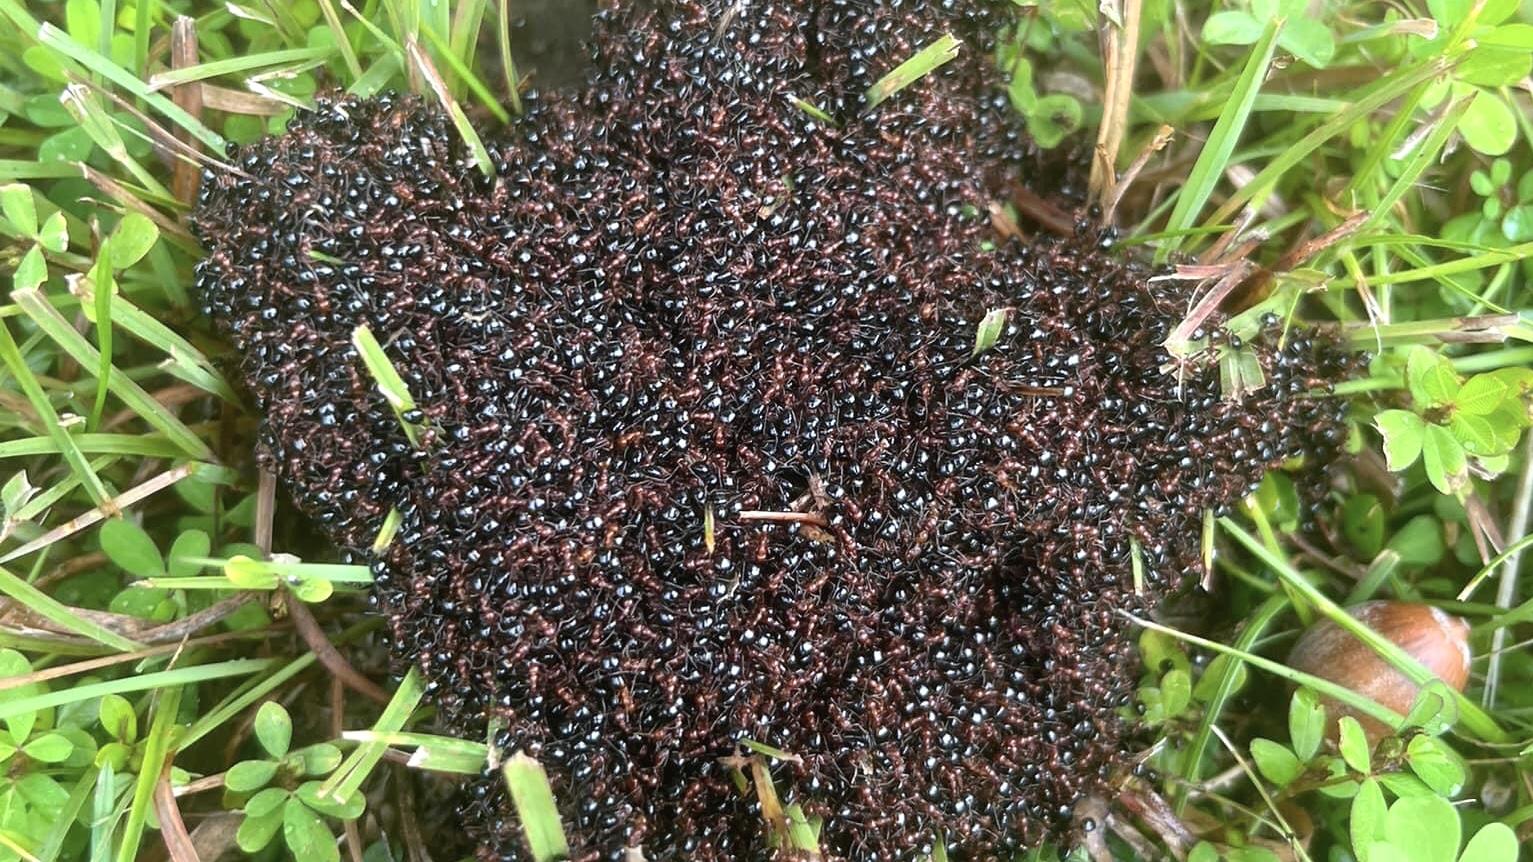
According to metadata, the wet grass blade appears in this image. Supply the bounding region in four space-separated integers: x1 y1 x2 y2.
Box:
1156 17 1281 262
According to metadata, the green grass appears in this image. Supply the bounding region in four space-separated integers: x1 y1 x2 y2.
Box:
0 1 1531 862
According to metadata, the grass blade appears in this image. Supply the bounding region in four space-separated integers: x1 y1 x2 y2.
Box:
343 730 489 773
1220 517 1508 743
0 658 272 721
26 23 226 152
502 751 571 862
0 319 113 508
864 33 960 112
352 323 423 446
87 240 114 431
12 288 214 460
321 667 424 802
1202 56 1451 230
115 682 183 862
146 45 334 89
1156 17 1281 262
0 434 187 460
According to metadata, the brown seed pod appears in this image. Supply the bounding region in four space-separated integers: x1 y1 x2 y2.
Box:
1287 600 1472 740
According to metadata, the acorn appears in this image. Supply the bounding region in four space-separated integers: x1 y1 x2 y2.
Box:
1287 601 1472 740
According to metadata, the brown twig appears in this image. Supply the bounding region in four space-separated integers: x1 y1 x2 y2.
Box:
0 624 276 693
397 767 433 862
255 470 277 556
173 773 226 797
1273 210 1369 272
1089 0 1144 206
285 592 390 704
154 763 202 862
1009 185 1075 237
169 17 204 206
333 675 367 862
736 510 829 527
1103 124 1173 225
0 463 201 565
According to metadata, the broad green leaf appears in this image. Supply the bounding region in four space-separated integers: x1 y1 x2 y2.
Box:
1190 843 1220 862
1459 89 1516 157
245 787 289 819
1406 346 1460 407
0 184 38 236
290 743 343 777
98 694 136 743
1250 738 1301 786
37 211 67 253
1374 410 1425 470
1457 373 1511 415
1007 56 1037 115
236 808 284 853
1459 27 1533 86
1422 423 1468 495
292 576 335 603
108 213 158 270
1502 205 1533 242
1203 10 1264 44
1450 412 1506 456
284 797 342 862
1459 823 1518 862
973 308 1009 357
1383 795 1459 862
99 518 164 578
1351 778 1387 862
1378 771 1435 797
225 759 278 793
64 0 102 48
1337 716 1371 773
295 781 365 820
21 732 74 763
1386 515 1445 566
1026 93 1083 149
255 702 292 759
94 740 131 770
166 530 211 579
14 245 47 292
0 649 38 743
1340 493 1386 559
1280 18 1336 67
1403 681 1458 737
1288 688 1326 762
1405 735 1465 795
1160 668 1191 718
17 772 69 810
